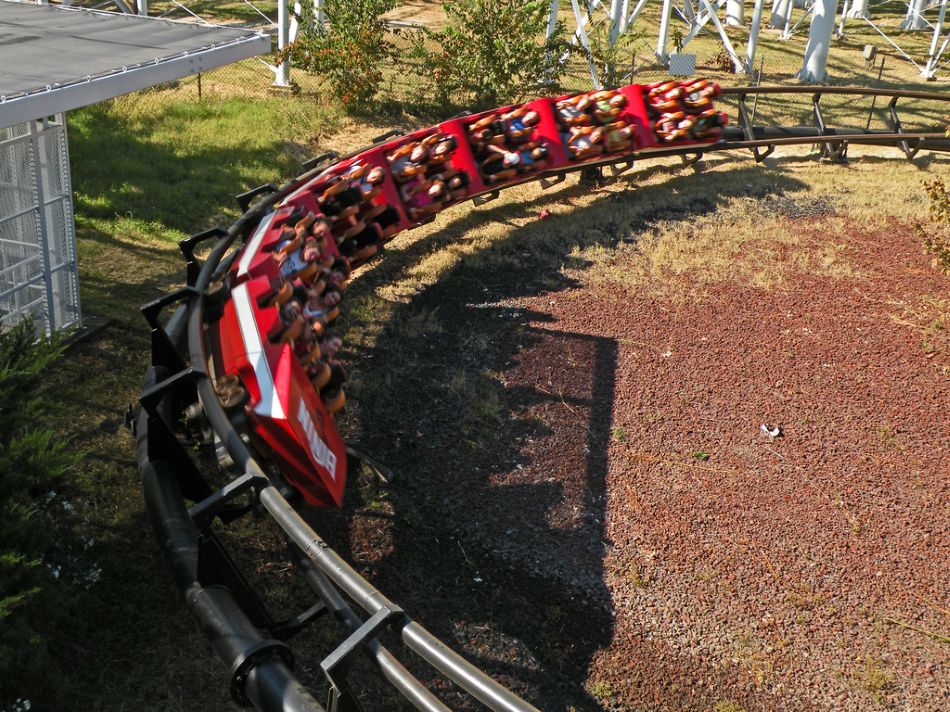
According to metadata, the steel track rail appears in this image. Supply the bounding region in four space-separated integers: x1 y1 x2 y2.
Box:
138 84 950 712
719 85 950 100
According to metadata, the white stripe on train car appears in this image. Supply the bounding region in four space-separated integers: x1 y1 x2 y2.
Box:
238 212 277 277
233 282 285 419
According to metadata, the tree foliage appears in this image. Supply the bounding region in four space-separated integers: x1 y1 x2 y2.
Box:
414 0 567 110
0 318 74 706
921 177 950 273
282 0 396 108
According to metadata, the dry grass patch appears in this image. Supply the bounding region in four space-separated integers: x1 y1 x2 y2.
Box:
854 655 895 704
887 295 950 374
577 205 856 300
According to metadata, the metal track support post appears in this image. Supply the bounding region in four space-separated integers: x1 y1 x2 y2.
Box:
747 0 766 70
657 0 674 61
727 0 745 26
569 0 602 87
136 0 147 15
847 0 867 17
838 0 850 34
546 0 560 42
901 0 928 30
274 0 292 88
798 0 840 82
609 0 624 45
771 0 792 29
923 0 948 78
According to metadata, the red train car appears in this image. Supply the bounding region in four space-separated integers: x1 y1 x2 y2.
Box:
206 81 725 508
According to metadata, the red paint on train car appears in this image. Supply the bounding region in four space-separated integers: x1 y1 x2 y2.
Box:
209 81 727 510
619 85 660 151
527 97 570 166
217 276 347 508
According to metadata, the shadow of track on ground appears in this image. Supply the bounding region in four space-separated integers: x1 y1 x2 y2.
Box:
304 162 811 708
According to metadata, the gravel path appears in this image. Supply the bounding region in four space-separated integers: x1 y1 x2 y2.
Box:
503 220 949 710
336 206 947 710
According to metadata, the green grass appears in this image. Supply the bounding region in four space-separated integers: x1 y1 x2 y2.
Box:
68 95 344 319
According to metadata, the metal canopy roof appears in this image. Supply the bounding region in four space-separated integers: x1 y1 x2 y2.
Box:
0 1 270 128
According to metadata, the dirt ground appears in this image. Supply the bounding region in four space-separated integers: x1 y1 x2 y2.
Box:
520 221 949 710
327 156 948 711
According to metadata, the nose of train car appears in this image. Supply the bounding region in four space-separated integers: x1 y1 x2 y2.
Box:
217 277 347 508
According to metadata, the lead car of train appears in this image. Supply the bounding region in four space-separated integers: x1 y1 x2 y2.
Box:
207 80 726 509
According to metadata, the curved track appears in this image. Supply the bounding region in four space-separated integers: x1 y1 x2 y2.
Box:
137 84 950 712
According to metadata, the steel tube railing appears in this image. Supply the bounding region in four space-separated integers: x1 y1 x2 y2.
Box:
259 486 539 712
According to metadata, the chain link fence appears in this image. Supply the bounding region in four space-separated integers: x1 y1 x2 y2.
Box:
81 2 950 136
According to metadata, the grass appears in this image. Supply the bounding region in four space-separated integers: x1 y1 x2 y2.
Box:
855 655 895 704
713 701 747 712
563 151 936 302
587 679 615 700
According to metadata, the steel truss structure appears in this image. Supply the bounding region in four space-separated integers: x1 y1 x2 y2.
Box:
549 0 950 83
48 0 950 86
0 115 79 334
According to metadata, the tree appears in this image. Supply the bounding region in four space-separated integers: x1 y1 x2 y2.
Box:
414 0 567 110
283 0 397 109
0 318 74 707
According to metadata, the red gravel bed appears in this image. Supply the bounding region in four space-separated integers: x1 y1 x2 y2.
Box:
335 209 947 710
503 221 949 710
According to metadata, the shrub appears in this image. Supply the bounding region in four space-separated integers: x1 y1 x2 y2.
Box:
281 0 396 109
584 23 643 89
413 0 567 110
920 177 950 273
0 318 75 707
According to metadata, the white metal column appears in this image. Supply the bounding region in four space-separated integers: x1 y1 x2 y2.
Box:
798 0 840 81
657 0 675 60
747 0 766 68
901 0 928 30
846 0 867 18
771 0 792 28
923 0 949 78
273 0 292 87
727 0 745 25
